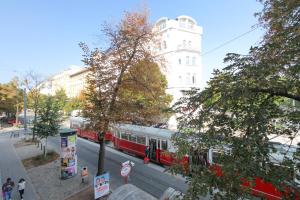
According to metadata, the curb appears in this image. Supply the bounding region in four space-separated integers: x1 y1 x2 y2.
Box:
63 183 92 200
0 168 2 200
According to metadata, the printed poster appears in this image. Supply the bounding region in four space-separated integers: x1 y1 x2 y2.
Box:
94 173 110 199
61 134 77 179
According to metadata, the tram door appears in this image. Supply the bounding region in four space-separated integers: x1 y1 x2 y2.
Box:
149 138 158 161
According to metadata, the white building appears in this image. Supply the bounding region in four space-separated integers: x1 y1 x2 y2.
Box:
154 16 203 129
69 68 90 98
154 15 203 103
40 66 83 97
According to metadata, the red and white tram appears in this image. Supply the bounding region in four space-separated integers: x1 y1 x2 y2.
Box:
70 116 113 142
111 123 180 166
70 116 299 199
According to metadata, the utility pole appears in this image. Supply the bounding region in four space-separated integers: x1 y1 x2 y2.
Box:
24 88 27 132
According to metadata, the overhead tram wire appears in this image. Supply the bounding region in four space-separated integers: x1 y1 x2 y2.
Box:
201 25 260 57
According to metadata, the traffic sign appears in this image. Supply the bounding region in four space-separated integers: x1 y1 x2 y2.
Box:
121 164 131 177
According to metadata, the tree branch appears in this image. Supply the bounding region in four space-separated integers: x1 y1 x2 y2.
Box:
251 88 300 101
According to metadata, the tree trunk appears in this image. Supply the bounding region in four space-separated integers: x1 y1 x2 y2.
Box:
32 110 37 141
44 137 48 158
16 103 19 124
97 133 105 176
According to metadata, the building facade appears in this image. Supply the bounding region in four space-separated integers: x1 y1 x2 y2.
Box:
154 15 203 103
40 15 202 129
40 66 83 97
154 16 203 130
69 68 90 98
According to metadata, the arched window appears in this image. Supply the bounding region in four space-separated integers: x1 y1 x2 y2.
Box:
178 59 181 64
160 22 166 30
179 18 186 28
186 56 190 65
188 19 194 29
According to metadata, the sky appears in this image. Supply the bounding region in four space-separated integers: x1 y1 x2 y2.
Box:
0 0 264 86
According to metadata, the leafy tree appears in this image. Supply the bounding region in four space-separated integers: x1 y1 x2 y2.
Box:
0 78 23 118
64 95 85 115
23 71 44 140
80 8 161 175
34 96 62 158
54 88 68 111
172 0 300 199
116 59 172 125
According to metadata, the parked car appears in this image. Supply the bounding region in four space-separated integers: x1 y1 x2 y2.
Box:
7 118 16 124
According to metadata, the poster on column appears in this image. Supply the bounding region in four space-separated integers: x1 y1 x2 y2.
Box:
60 129 77 179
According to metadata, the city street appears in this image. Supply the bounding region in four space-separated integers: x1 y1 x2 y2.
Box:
48 136 188 198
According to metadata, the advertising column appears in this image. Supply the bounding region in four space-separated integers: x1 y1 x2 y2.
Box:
60 129 77 179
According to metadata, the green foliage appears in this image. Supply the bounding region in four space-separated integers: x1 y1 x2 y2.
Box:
54 89 68 111
172 0 300 199
34 96 62 139
64 97 84 115
80 8 158 175
0 78 23 116
116 59 172 125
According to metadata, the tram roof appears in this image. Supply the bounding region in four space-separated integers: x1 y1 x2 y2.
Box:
70 117 176 139
113 124 175 139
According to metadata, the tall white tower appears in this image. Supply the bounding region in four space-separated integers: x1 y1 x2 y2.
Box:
154 16 203 129
154 15 203 103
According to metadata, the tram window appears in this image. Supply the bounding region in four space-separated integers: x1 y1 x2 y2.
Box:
161 140 168 150
121 132 129 140
129 135 137 143
137 136 146 145
212 151 222 164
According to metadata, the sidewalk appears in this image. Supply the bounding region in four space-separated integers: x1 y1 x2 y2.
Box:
0 136 40 200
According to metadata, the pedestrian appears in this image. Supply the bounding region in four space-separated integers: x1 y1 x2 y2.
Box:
144 146 150 158
2 178 15 200
18 178 26 200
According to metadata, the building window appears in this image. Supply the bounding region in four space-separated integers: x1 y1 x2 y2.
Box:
183 40 186 47
158 42 162 50
192 73 197 85
186 56 190 65
163 41 167 49
188 20 194 29
178 59 181 64
186 73 191 85
192 57 196 65
188 41 191 47
179 76 183 84
179 18 186 28
159 22 166 30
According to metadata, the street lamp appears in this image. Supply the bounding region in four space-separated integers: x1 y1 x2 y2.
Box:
23 88 27 132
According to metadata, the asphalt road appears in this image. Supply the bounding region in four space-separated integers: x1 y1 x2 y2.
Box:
48 136 188 198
